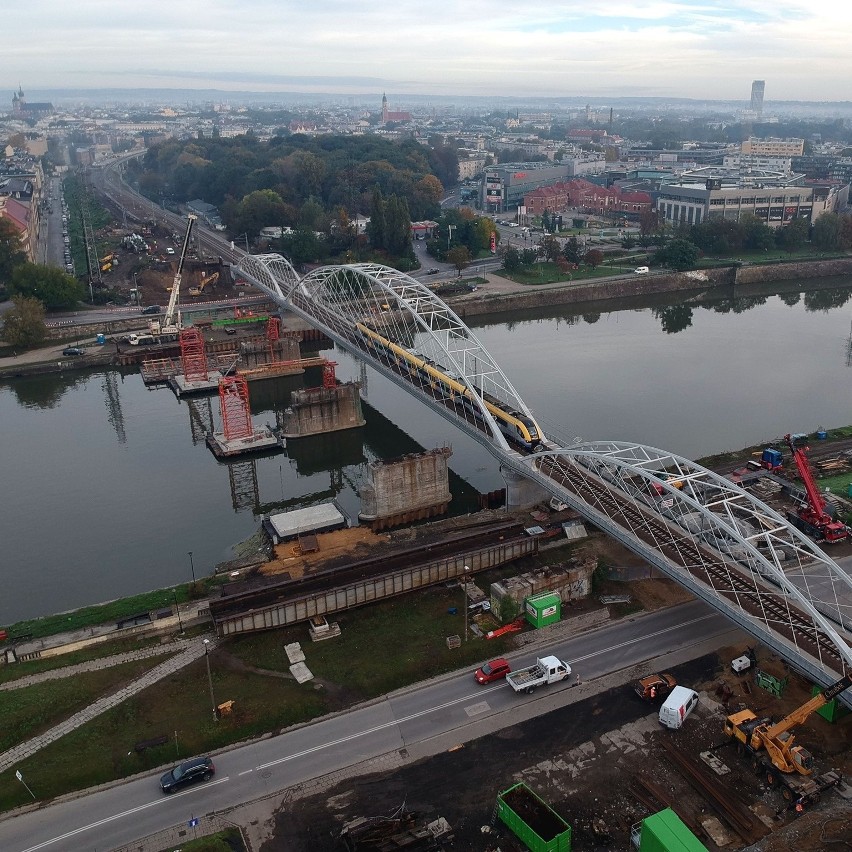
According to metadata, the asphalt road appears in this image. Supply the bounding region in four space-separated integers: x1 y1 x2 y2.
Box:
0 600 739 852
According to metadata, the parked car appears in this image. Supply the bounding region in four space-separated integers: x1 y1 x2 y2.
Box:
474 658 511 684
160 756 215 794
62 347 84 357
633 672 676 701
426 267 439 274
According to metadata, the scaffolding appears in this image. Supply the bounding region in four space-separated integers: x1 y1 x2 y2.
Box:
179 327 208 384
218 376 253 441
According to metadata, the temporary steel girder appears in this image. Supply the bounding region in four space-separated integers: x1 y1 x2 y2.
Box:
234 254 852 695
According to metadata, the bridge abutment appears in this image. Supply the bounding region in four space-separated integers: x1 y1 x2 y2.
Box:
501 464 551 511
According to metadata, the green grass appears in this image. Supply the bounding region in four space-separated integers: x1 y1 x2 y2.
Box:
4 585 205 641
0 658 164 753
0 637 172 686
170 831 246 852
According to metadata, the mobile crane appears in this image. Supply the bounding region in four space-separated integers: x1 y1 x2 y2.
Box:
784 433 849 543
723 673 850 805
188 271 219 297
149 213 197 339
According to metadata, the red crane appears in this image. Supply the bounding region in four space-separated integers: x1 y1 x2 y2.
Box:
784 434 849 543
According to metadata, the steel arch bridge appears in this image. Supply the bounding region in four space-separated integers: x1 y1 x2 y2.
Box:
236 254 852 699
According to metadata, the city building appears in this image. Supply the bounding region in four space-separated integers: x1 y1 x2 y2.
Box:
523 178 652 220
380 94 411 125
750 80 765 117
741 137 804 157
0 195 34 260
657 170 846 228
483 163 574 213
11 86 54 119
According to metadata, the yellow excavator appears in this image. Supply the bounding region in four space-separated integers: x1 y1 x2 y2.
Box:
723 673 850 806
189 271 219 297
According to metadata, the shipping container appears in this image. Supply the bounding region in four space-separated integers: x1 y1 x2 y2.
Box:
639 808 707 852
811 685 851 723
497 782 571 852
524 592 561 628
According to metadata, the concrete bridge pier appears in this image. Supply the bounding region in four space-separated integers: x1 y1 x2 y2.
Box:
500 464 550 511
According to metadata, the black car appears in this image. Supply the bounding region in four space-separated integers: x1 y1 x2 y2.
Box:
62 347 84 357
142 305 161 315
160 756 215 794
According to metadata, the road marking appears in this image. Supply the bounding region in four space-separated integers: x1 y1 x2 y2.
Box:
464 701 491 717
18 778 229 852
256 613 722 772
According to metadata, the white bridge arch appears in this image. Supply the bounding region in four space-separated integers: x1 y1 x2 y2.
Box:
235 255 852 700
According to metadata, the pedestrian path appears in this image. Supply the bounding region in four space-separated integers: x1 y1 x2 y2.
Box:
0 641 186 691
0 635 217 775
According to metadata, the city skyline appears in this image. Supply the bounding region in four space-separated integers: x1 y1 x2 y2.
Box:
3 1 852 103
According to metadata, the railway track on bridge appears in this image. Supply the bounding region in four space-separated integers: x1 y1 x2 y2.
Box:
538 455 847 676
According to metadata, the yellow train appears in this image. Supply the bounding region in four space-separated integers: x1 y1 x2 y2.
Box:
356 322 543 451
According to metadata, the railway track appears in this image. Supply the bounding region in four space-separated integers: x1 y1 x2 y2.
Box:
537 454 847 676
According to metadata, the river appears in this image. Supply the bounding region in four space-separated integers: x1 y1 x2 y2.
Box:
2 280 850 623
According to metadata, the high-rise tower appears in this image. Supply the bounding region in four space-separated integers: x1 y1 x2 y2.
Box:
750 80 765 116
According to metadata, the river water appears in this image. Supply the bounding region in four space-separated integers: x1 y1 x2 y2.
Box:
2 280 851 623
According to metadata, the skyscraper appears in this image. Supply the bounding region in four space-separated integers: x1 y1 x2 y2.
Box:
750 80 765 116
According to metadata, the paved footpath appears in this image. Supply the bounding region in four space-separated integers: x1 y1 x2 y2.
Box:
0 635 217 775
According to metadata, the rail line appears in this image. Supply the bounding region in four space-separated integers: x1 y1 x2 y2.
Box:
537 454 846 675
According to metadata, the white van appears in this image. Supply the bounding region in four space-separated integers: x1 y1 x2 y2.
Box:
658 686 699 729
633 266 649 275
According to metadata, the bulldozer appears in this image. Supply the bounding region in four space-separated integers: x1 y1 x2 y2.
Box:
189 271 219 297
723 673 850 806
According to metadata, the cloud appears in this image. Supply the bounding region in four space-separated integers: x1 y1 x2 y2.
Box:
3 0 852 100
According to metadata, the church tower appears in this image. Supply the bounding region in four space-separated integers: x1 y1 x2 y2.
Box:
381 93 388 124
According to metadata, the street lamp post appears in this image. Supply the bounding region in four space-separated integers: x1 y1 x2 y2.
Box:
203 639 218 722
463 565 471 642
188 551 196 584
172 589 184 634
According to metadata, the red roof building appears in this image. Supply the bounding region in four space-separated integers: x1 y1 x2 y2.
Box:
381 94 411 125
523 178 652 218
0 195 33 260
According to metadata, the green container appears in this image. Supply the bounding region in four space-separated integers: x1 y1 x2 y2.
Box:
497 782 572 852
639 809 708 852
524 592 561 629
811 686 851 723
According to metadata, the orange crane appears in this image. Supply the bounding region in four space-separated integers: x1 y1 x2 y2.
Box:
784 433 849 543
723 673 850 805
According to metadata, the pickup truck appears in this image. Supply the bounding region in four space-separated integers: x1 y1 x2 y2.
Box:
506 655 571 694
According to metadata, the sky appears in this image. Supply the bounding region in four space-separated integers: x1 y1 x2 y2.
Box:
4 0 852 103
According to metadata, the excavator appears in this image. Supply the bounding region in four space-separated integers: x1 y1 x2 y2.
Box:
784 433 849 543
189 271 219 297
723 672 850 805
148 214 196 340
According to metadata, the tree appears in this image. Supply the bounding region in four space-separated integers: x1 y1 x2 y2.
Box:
502 245 522 272
0 217 27 288
367 186 386 251
447 246 471 277
654 238 700 271
584 249 604 268
775 218 808 254
9 263 86 310
621 233 636 249
562 237 582 266
2 295 46 347
638 207 658 239
812 213 843 251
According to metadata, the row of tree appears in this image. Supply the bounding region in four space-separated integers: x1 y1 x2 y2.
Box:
131 134 452 248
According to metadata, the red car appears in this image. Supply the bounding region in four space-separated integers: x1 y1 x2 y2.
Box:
475 658 511 684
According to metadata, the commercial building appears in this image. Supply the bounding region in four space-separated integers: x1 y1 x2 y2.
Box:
657 170 846 228
741 137 804 157
750 80 765 116
483 162 574 213
523 177 652 220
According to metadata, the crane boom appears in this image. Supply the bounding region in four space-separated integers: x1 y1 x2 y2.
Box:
765 673 852 740
784 433 848 542
162 214 197 330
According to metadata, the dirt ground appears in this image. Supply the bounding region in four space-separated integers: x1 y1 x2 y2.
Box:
257 648 851 852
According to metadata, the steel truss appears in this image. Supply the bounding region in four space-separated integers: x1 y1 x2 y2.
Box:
235 254 852 697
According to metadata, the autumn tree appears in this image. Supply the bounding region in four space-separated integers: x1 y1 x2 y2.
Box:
584 249 605 268
447 245 471 277
2 295 46 347
0 217 27 289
